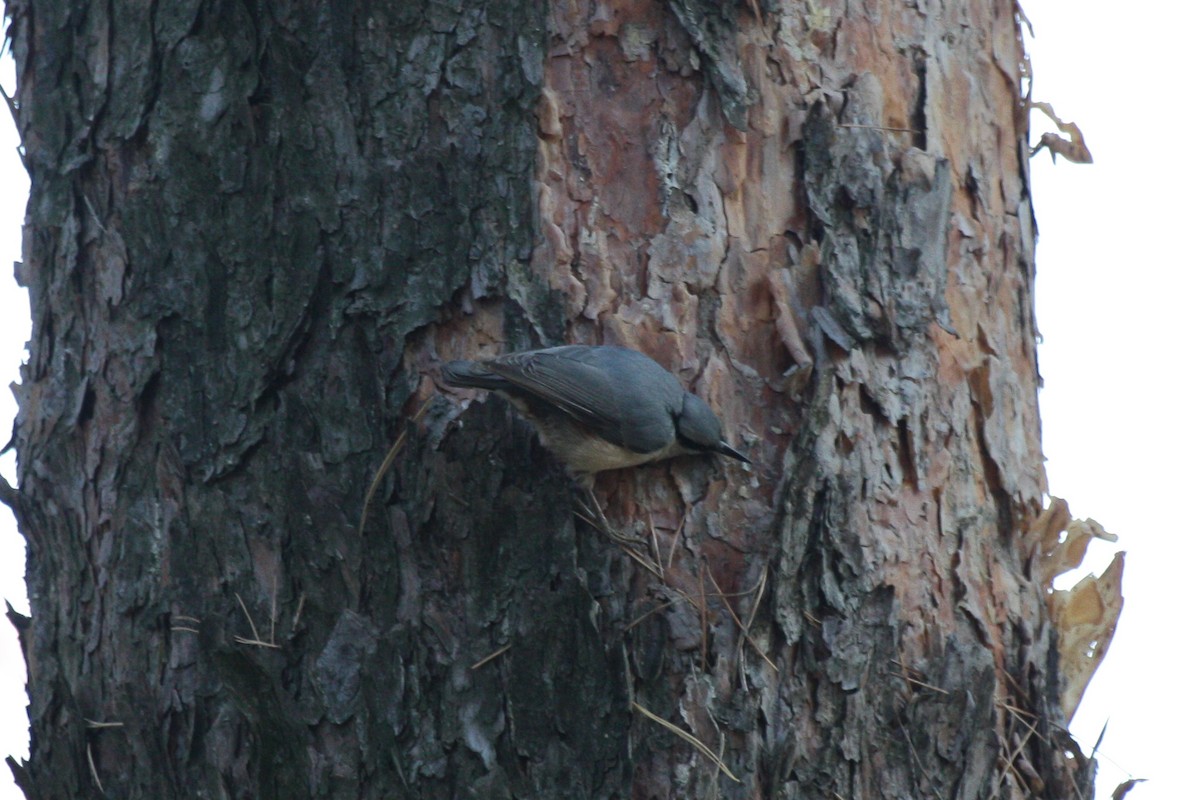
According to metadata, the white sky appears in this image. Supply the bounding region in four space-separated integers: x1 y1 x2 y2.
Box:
1023 1 1200 798
0 3 1192 797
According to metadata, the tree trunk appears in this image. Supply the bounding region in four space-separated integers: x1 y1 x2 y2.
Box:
4 1 1112 798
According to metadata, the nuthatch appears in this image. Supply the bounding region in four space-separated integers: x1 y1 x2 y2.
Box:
441 345 750 479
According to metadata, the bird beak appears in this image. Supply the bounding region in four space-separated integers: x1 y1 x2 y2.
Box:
718 441 751 464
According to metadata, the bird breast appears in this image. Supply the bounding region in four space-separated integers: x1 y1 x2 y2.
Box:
533 413 687 475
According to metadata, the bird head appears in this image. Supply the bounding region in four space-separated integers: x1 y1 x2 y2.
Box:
676 393 751 464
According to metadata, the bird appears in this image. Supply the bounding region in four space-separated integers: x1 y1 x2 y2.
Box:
440 345 750 480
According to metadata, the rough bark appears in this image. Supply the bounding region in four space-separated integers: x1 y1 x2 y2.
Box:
5 1 1108 798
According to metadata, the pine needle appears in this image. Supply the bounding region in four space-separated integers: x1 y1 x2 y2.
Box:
357 395 434 537
630 701 740 783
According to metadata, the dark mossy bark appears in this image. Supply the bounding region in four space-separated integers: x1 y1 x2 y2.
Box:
3 1 615 797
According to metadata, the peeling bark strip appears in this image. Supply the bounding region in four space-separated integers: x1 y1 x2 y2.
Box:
7 1 1115 800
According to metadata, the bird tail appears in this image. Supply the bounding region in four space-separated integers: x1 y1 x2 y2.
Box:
440 361 511 391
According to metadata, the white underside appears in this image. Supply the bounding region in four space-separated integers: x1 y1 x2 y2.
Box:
545 430 686 475
502 391 687 475
531 414 686 474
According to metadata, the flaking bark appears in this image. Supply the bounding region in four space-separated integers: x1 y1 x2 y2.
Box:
6 1 1107 798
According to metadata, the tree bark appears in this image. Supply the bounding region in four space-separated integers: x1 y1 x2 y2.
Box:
5 1 1111 798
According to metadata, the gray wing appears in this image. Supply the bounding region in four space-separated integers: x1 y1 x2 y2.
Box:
485 346 679 454
441 360 512 391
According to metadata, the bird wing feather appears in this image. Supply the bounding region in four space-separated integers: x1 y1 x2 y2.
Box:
485 347 674 454
487 349 622 428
